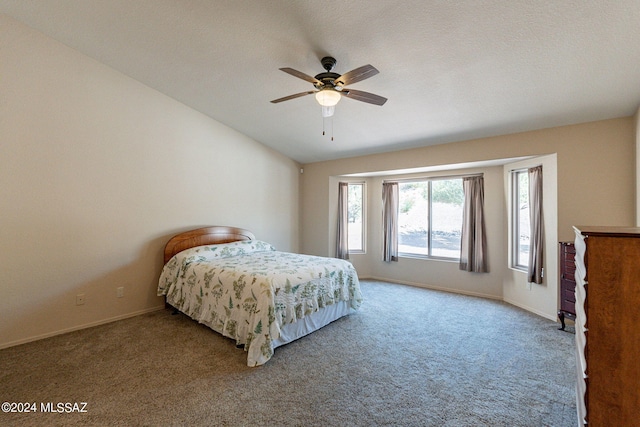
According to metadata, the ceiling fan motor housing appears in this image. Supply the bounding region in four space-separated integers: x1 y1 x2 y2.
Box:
314 72 341 88
314 56 341 90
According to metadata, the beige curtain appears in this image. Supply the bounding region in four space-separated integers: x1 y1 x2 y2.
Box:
336 182 349 259
459 175 488 272
528 166 544 284
382 182 399 262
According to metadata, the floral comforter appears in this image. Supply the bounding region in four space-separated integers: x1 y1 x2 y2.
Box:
157 240 362 366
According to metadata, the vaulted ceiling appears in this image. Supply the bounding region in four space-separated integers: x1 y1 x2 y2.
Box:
2 1 640 163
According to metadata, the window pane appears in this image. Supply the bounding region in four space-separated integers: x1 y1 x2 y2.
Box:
398 182 429 255
398 179 463 259
347 184 363 252
431 179 463 258
517 172 530 266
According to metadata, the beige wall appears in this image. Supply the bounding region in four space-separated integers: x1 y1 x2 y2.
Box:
301 117 635 319
0 16 300 348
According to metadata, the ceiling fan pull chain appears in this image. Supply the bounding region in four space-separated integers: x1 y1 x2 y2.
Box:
331 116 334 141
321 114 334 140
322 113 326 136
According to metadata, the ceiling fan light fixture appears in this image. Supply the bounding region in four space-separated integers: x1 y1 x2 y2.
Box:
321 105 335 118
315 89 341 107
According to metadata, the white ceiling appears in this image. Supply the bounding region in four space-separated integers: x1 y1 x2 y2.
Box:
2 1 640 164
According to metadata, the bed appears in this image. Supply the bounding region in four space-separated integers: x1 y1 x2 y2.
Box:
158 226 362 366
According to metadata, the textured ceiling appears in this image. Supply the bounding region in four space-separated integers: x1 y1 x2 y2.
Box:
2 1 640 163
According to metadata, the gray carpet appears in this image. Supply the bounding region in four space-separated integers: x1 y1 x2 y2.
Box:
1 280 576 426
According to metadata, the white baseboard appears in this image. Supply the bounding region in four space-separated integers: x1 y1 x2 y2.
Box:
502 297 557 321
361 275 558 322
0 306 165 350
361 275 502 301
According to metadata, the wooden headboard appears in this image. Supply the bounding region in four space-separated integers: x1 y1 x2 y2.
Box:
163 226 255 264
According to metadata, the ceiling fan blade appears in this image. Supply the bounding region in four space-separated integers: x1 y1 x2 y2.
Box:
335 65 379 86
270 91 316 103
342 89 387 106
279 68 321 84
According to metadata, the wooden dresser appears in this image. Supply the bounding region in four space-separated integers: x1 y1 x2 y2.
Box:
573 226 640 426
558 242 576 331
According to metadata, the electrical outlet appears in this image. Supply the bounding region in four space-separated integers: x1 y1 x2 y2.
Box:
76 294 85 305
117 287 124 298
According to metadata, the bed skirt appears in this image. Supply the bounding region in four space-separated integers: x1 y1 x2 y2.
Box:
272 300 353 348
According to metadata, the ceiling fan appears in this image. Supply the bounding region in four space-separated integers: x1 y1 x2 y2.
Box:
271 56 387 115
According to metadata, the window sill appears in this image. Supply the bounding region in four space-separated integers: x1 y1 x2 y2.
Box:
398 253 459 263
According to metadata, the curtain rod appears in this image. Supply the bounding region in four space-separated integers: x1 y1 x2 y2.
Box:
383 172 483 183
509 164 542 173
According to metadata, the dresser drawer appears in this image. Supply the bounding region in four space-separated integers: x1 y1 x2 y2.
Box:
562 259 576 276
559 242 577 322
561 297 575 313
562 286 576 303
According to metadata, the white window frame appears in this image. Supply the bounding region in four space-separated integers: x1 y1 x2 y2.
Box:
347 182 366 254
511 169 529 271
